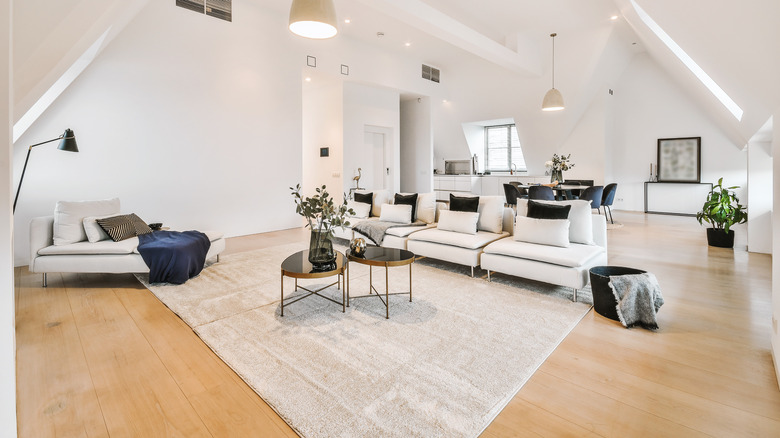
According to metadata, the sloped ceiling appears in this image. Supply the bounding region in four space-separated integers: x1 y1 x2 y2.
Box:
13 0 779 146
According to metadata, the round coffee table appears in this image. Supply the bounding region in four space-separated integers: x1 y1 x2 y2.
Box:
280 250 346 316
347 247 414 319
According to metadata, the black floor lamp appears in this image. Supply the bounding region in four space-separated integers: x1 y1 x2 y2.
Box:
13 128 79 213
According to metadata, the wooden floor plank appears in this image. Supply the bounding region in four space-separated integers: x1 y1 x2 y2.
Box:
15 271 109 438
114 282 297 437
66 273 213 437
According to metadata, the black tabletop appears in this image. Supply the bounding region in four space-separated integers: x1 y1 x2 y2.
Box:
281 250 345 275
349 247 414 263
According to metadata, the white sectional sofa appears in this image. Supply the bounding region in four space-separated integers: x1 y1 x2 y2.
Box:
481 198 607 301
28 198 225 286
407 196 513 277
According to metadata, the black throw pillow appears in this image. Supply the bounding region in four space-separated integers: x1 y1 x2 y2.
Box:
527 200 572 220
97 213 153 242
450 194 480 213
354 192 373 215
394 193 418 221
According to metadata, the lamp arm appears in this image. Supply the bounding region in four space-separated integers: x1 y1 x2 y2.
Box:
12 136 63 214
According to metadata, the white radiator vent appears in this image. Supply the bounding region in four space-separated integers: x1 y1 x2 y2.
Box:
176 0 232 22
422 64 440 83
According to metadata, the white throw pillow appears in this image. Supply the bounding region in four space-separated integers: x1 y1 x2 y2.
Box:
437 210 480 235
53 198 121 246
416 192 437 224
514 215 571 248
346 200 371 219
379 204 412 224
516 198 594 245
477 196 504 234
83 215 114 243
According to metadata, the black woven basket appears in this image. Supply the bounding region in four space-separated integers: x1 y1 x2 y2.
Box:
589 266 646 321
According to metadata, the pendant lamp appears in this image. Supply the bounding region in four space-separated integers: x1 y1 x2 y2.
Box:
542 33 564 111
289 0 338 39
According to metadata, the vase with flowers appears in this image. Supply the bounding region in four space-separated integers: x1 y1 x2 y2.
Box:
290 184 354 269
545 153 575 184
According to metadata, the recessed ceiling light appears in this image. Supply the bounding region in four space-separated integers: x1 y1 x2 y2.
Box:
442 99 448 103
305 77 312 82
610 15 619 20
344 18 351 24
405 42 411 47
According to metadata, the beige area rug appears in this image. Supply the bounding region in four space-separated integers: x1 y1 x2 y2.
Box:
137 243 592 438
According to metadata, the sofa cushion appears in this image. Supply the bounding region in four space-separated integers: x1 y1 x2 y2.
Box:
478 196 504 233
353 192 373 212
437 210 479 235
356 189 391 217
527 200 571 220
408 228 508 250
517 199 595 245
347 200 371 219
83 215 114 243
39 237 140 255
416 192 437 224
450 194 479 212
514 215 570 248
394 193 418 221
97 213 153 242
53 198 121 245
380 204 412 224
483 237 606 268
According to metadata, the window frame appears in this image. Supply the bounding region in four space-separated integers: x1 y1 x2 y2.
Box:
484 124 526 173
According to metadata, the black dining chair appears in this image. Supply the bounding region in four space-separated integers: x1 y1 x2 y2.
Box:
601 183 618 224
503 183 520 207
561 179 593 199
510 181 529 199
528 185 555 201
580 186 604 213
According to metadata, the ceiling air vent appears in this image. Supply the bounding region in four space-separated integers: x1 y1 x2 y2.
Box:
422 64 440 83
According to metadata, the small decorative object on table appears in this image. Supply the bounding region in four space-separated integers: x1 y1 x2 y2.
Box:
148 222 163 231
545 153 574 184
349 237 367 257
291 184 355 269
695 177 747 248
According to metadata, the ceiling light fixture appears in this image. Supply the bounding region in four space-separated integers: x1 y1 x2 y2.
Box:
405 42 411 47
610 15 619 20
542 33 564 112
289 0 338 39
344 18 351 24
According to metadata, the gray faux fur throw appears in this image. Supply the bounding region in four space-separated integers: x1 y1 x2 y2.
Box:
608 272 664 330
353 220 426 246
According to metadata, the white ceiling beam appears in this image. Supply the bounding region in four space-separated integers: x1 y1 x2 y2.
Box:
353 0 541 75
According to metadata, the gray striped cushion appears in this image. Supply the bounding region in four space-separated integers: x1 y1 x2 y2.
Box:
97 214 153 242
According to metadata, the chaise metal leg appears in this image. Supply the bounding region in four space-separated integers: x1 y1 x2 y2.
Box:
572 288 578 302
487 270 491 282
42 273 47 288
470 266 474 278
216 254 220 263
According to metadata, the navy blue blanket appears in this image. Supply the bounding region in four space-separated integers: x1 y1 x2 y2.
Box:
137 231 211 284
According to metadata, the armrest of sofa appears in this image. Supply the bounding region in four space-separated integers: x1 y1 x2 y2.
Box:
502 207 515 236
30 216 54 270
592 214 607 249
434 202 448 223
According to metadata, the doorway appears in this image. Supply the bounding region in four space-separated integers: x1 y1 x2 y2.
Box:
364 126 392 190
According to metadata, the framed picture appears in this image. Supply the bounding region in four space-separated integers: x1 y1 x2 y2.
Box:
657 137 701 183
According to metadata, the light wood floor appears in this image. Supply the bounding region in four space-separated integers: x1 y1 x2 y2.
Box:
15 212 780 437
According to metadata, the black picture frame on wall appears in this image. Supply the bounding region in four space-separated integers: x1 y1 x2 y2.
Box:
320 147 329 157
657 137 701 183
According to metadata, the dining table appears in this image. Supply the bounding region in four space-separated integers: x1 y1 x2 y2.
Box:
515 183 592 201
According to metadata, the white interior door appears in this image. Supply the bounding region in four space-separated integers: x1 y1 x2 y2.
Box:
364 131 387 190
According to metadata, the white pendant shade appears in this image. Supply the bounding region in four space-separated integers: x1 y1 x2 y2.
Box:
289 0 338 39
542 88 564 111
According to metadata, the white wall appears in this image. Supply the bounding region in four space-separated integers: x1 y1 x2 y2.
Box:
747 140 772 254
302 73 343 196
342 82 400 195
400 97 433 193
1 0 16 434
773 106 780 390
559 93 608 184
609 53 747 213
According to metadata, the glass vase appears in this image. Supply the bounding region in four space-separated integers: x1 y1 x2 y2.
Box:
308 230 336 269
550 170 564 184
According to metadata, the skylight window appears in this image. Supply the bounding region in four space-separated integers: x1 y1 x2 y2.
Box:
630 0 743 121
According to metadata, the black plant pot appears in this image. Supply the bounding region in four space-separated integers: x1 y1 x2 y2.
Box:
706 228 735 248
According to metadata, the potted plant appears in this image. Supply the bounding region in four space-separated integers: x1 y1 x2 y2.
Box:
696 177 747 248
290 184 354 268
